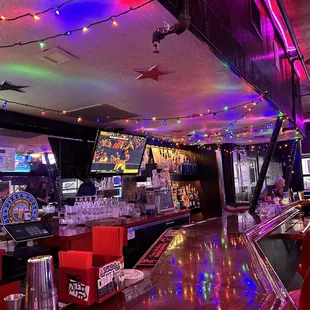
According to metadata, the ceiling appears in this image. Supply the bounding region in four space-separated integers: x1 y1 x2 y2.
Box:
0 128 50 152
0 0 297 145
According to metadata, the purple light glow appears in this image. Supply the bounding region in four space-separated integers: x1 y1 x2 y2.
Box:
265 0 301 77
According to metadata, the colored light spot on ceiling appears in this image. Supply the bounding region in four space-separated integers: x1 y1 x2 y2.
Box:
1 64 115 91
2 64 63 80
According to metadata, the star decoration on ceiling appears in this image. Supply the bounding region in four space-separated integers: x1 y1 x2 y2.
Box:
134 65 173 81
0 81 29 92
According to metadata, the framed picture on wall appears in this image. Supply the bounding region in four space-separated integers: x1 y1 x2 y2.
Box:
302 158 310 175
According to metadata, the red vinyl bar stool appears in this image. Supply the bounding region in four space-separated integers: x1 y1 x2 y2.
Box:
298 230 310 279
290 268 310 310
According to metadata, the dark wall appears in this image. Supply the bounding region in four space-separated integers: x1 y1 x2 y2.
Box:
158 0 303 130
194 149 223 218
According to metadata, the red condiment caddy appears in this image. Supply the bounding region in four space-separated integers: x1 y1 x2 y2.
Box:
58 227 125 306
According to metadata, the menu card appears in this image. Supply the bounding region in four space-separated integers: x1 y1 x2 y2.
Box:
0 147 15 171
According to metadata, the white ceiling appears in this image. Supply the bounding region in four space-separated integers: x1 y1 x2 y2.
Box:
0 0 297 145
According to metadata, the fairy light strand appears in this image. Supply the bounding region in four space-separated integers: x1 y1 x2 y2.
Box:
0 0 75 22
0 0 155 48
0 97 262 122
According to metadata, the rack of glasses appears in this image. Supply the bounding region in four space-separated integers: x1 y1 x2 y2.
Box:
62 196 142 226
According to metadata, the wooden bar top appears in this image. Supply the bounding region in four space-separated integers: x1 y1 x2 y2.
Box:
55 210 191 241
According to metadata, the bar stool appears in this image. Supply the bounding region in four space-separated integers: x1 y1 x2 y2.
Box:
290 268 310 310
298 230 310 279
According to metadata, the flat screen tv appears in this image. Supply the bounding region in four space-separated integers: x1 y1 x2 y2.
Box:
90 131 146 175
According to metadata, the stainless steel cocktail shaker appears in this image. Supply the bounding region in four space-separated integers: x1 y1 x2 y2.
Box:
25 255 58 310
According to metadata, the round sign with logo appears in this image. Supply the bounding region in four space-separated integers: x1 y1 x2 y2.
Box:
0 191 39 224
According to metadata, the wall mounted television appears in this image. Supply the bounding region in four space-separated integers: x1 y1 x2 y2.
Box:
90 131 146 175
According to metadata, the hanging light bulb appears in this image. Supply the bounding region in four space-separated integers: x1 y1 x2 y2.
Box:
0 16 5 20
97 118 100 123
78 116 82 122
83 27 88 32
39 41 46 49
111 18 118 27
2 101 7 108
152 117 156 121
163 119 167 125
177 118 181 123
213 113 217 119
55 9 60 15
41 110 46 116
33 14 40 20
66 31 71 36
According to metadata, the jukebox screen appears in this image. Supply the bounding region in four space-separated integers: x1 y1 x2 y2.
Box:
90 131 146 174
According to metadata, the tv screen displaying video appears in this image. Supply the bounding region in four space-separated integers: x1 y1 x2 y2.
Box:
90 131 146 175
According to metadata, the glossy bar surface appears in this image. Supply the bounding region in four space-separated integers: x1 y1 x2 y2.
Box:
71 205 300 309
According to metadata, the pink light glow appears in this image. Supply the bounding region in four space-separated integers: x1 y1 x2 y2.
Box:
265 0 301 78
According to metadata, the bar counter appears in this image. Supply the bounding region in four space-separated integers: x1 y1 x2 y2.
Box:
41 209 191 252
67 203 302 309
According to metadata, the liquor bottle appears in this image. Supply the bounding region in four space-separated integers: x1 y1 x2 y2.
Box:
193 157 197 175
181 157 186 175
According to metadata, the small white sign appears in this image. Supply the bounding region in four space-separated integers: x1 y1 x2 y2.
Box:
127 230 135 240
68 279 90 302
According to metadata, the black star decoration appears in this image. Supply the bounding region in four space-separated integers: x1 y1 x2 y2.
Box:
0 81 29 92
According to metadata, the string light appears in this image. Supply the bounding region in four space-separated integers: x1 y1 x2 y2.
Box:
0 16 5 20
39 41 46 49
0 96 286 145
2 101 7 108
0 0 76 22
97 118 100 123
111 18 118 27
33 15 40 20
83 27 88 32
213 113 217 119
0 0 154 49
41 110 46 116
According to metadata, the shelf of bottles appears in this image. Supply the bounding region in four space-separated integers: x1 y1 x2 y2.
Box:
141 146 198 178
172 181 201 211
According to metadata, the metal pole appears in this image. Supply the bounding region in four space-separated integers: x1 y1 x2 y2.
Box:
249 116 283 212
276 0 310 84
285 140 298 189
